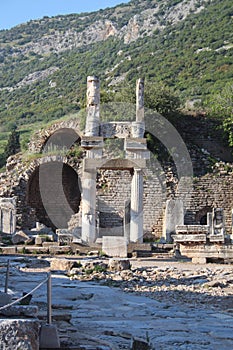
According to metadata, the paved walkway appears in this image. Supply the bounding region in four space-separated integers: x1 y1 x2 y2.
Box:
1 258 233 349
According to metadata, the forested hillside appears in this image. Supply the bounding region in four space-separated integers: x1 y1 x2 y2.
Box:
0 0 232 165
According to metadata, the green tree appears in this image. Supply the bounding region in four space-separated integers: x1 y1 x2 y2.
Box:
144 83 181 116
4 125 21 160
207 83 233 147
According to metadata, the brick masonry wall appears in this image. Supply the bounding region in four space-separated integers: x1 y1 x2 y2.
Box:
95 167 233 237
185 172 233 234
96 168 165 236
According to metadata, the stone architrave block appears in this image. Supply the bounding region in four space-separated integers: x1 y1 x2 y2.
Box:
102 236 128 258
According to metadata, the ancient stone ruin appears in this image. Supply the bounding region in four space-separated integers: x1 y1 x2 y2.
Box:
0 76 233 262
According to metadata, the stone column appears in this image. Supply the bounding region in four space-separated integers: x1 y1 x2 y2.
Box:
207 212 213 235
130 168 143 243
124 199 131 242
85 76 100 137
136 78 144 122
132 78 145 138
81 170 97 243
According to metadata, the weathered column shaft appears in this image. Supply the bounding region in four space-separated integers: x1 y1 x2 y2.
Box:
130 168 143 243
124 199 131 242
85 76 100 137
132 78 145 138
136 78 145 122
81 170 97 243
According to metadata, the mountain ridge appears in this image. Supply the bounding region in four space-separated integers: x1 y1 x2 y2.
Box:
0 0 232 159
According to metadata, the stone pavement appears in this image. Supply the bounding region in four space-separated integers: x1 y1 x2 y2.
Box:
1 257 233 349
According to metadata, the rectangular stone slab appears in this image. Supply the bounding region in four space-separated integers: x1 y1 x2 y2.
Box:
102 236 128 258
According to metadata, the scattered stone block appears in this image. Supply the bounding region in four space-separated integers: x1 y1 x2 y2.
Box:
192 257 207 264
25 258 50 269
128 243 151 253
42 241 59 247
49 245 72 255
109 258 131 271
50 258 77 271
102 236 127 258
18 246 49 254
57 229 74 245
204 280 226 288
88 250 99 256
12 230 30 245
1 246 17 254
35 234 54 246
0 318 40 350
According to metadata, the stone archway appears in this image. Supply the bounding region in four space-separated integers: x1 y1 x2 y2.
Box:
27 161 81 230
28 118 82 154
42 128 81 153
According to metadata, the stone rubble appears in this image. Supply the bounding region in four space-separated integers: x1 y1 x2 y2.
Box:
1 257 233 349
68 259 233 310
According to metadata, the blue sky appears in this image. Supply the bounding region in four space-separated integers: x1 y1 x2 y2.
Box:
0 0 130 30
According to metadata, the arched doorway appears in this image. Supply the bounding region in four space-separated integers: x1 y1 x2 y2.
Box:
27 162 81 230
195 207 212 225
42 128 81 153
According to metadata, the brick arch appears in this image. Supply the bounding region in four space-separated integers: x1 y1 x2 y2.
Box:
42 128 81 153
1 154 82 230
27 160 81 230
28 118 82 154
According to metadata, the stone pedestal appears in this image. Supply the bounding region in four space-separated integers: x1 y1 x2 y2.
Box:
0 198 16 234
163 199 184 243
130 168 143 243
81 170 97 243
102 236 127 258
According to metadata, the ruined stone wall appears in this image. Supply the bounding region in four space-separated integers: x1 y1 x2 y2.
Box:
97 170 131 236
95 164 233 237
185 169 233 234
0 154 82 230
96 168 165 236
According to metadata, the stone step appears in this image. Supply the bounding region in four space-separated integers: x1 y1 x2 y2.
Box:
38 310 72 322
0 305 38 318
132 250 173 258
